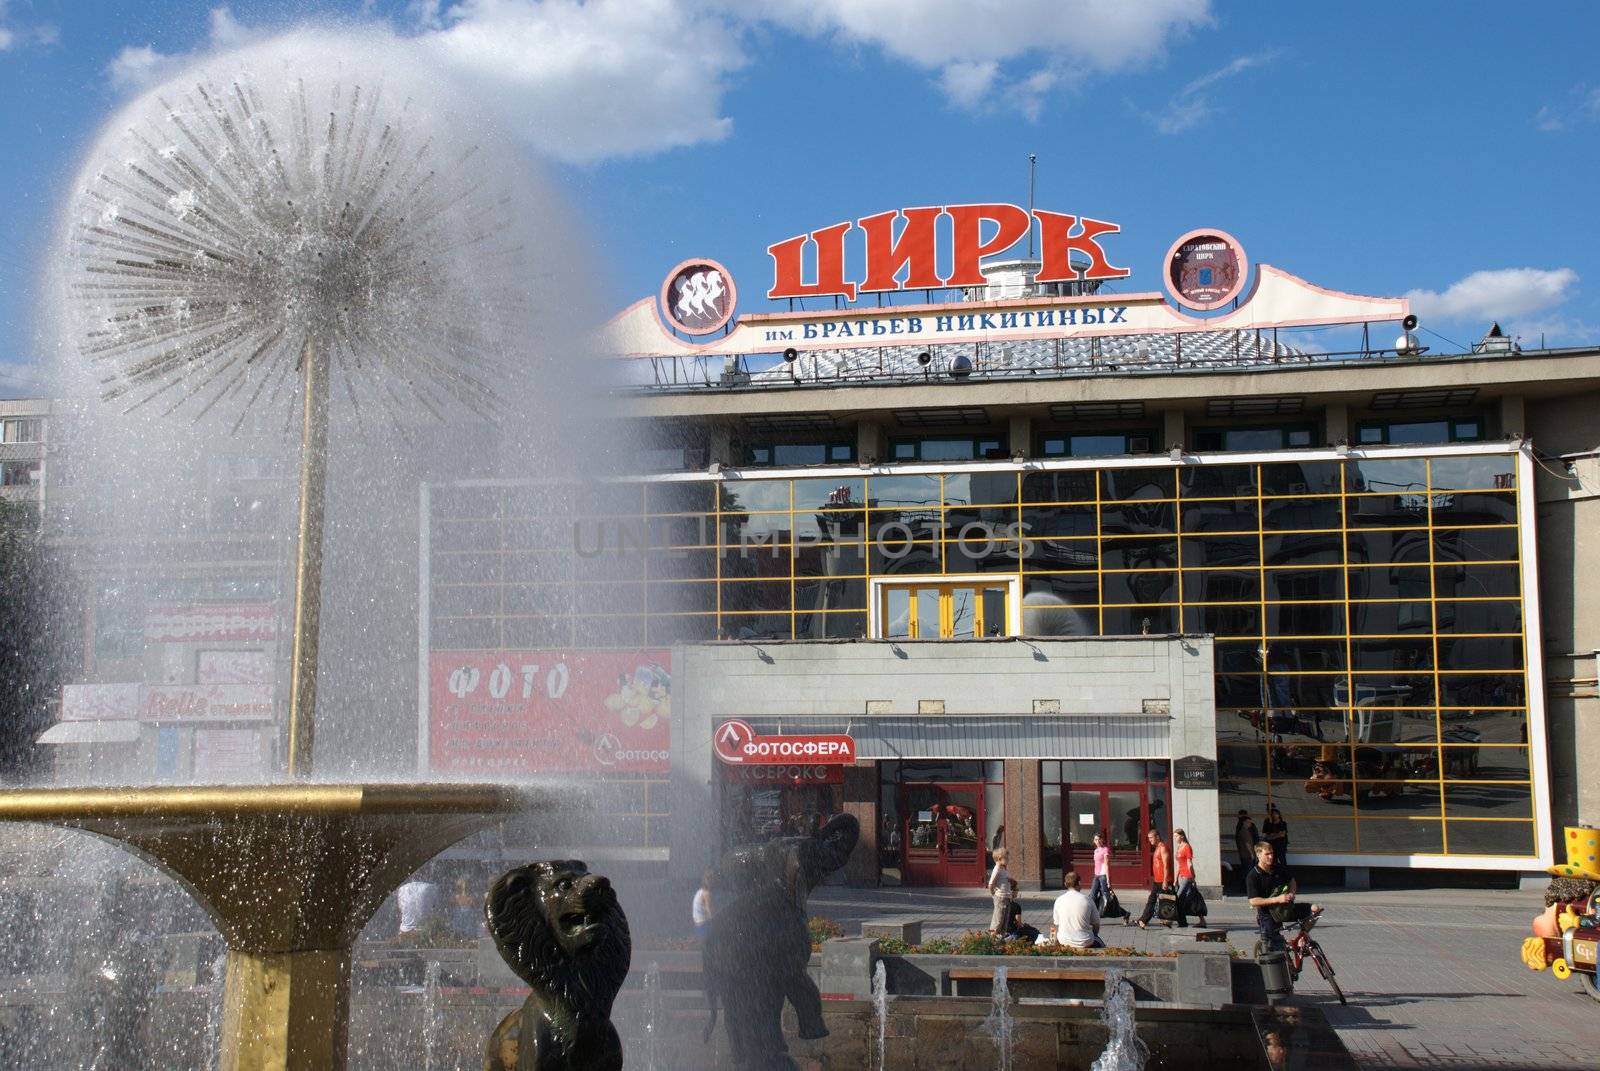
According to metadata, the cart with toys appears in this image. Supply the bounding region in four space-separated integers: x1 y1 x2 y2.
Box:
1520 826 1600 1002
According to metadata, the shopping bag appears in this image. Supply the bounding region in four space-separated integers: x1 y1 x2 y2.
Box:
1100 889 1124 918
1156 890 1179 922
1184 885 1208 919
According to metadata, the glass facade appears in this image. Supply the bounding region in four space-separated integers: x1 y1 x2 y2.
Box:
426 447 1539 863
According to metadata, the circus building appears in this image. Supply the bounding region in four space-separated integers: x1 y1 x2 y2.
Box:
421 204 1600 893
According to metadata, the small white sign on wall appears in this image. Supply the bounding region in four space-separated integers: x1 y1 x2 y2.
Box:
1078 813 1096 825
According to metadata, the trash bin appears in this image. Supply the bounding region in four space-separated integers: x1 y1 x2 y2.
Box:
1257 950 1293 1006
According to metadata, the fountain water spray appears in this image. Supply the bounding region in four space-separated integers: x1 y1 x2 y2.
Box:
872 958 888 1070
0 29 568 1071
422 958 443 1071
1091 966 1149 1071
979 964 1015 1071
642 960 663 1071
60 30 532 776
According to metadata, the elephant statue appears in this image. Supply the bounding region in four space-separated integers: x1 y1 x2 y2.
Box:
702 813 860 1070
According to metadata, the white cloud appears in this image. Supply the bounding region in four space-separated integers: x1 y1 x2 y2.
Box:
107 7 262 91
939 60 999 109
0 0 56 53
750 0 1210 112
418 0 745 163
1504 314 1598 349
1142 49 1280 134
101 0 1217 161
1406 268 1578 322
108 45 166 89
1533 84 1600 133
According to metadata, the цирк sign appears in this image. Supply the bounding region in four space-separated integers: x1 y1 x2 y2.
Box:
768 203 1129 302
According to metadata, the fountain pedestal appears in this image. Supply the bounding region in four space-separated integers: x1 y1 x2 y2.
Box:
0 783 525 1070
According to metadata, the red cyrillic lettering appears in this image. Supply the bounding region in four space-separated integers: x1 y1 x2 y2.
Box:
859 207 943 293
768 222 858 301
1033 211 1131 283
945 203 1031 286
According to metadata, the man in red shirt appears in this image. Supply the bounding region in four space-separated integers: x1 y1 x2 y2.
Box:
1134 827 1186 928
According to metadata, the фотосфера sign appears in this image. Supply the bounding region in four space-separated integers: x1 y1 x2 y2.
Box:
713 719 855 765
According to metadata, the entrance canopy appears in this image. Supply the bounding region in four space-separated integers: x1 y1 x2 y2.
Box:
741 714 1171 760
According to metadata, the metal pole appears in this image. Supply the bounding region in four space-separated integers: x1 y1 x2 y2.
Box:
1027 154 1037 258
287 337 329 777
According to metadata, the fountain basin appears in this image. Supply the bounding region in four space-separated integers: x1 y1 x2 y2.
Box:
0 783 527 1070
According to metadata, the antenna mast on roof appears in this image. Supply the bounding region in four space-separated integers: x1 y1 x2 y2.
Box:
1027 153 1037 257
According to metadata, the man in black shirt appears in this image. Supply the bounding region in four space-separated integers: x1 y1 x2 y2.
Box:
1245 841 1322 946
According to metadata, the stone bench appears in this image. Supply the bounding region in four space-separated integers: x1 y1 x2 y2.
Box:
945 965 1106 996
860 919 923 944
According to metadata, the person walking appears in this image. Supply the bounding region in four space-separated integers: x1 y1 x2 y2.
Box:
987 847 1013 934
1050 870 1103 949
1234 810 1260 893
1135 828 1186 929
1173 828 1206 928
1089 831 1112 913
692 868 715 940
1262 806 1290 866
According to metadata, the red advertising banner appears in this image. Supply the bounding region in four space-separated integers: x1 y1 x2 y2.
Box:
429 650 671 775
713 720 855 765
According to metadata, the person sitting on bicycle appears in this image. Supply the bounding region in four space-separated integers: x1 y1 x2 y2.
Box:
1246 840 1322 947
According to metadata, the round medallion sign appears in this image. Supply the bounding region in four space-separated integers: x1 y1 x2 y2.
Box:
661 258 737 335
1164 229 1248 311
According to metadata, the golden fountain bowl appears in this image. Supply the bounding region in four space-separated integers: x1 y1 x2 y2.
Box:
0 782 531 1070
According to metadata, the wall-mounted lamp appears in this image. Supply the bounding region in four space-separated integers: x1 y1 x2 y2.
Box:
949 354 973 379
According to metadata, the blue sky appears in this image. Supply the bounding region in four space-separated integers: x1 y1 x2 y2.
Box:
2 0 1597 391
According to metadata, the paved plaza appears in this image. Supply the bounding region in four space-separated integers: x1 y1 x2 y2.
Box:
809 882 1599 1069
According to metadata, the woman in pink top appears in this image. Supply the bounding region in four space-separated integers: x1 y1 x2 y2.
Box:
1089 832 1111 912
1173 828 1206 927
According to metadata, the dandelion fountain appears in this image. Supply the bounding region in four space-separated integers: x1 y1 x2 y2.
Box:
0 30 572 1070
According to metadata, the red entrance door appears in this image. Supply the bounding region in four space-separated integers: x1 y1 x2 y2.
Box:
1062 784 1150 889
900 783 986 886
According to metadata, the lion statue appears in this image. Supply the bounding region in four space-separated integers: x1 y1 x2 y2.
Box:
483 860 631 1071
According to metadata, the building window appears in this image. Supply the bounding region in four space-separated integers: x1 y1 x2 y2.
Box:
637 445 708 472
0 460 41 486
1038 431 1155 458
873 577 1019 638
746 442 855 467
428 449 1538 865
1356 418 1483 446
1 418 42 444
1193 426 1315 452
889 435 1006 462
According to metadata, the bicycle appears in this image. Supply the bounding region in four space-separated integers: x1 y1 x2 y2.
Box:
1255 916 1346 1005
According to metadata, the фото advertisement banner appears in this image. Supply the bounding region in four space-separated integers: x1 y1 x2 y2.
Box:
429 650 671 775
